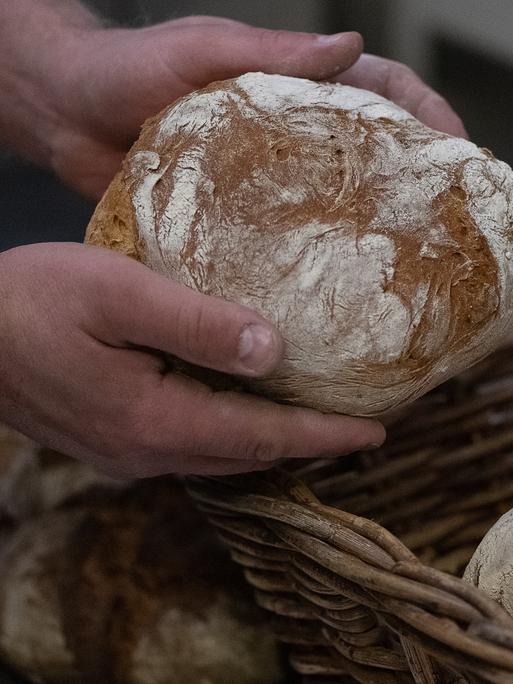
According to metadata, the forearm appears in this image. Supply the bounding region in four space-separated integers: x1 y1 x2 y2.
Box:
0 0 101 167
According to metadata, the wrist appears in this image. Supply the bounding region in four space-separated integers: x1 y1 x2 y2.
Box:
0 1 102 168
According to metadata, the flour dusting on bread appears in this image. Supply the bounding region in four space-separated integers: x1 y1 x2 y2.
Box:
86 73 513 415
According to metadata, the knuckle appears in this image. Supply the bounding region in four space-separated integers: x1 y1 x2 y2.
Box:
176 301 210 359
392 60 414 78
256 28 291 53
382 60 424 112
386 58 414 81
383 60 413 94
242 435 283 463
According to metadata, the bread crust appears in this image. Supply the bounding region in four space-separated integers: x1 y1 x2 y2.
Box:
464 508 513 616
86 73 513 415
86 171 142 259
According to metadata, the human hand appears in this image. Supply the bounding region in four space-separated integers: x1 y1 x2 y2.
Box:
0 243 385 478
3 3 466 198
46 19 466 199
44 16 363 199
335 53 468 138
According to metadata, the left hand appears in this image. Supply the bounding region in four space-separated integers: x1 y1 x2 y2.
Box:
46 16 364 199
44 16 466 200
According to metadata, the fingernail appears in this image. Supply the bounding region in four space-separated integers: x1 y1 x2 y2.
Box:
238 324 278 375
316 32 350 45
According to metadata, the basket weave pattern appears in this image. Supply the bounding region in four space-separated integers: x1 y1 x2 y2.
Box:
188 350 513 683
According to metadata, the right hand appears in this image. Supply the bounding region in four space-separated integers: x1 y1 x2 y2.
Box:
0 243 385 478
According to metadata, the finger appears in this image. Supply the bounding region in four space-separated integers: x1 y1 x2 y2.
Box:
136 372 386 471
182 455 282 476
128 455 281 478
45 342 383 477
87 452 280 479
7 417 279 479
14 340 282 478
76 19 362 146
336 54 468 139
172 22 363 84
85 247 284 378
13 325 383 478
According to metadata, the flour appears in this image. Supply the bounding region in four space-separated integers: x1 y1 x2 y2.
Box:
160 151 211 274
122 72 513 416
235 72 412 123
463 158 513 242
157 90 247 142
130 151 168 275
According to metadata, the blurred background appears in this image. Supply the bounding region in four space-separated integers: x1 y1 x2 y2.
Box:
2 0 513 251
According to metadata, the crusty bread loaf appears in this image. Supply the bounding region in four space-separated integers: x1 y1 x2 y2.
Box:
0 469 283 684
463 508 513 616
86 72 513 416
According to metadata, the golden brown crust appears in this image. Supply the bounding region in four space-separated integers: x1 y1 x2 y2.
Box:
85 171 142 259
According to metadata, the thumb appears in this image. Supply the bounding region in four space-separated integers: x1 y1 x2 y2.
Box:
69 18 362 146
170 19 364 85
90 248 284 377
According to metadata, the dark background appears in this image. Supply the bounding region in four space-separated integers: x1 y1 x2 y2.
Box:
1 0 513 252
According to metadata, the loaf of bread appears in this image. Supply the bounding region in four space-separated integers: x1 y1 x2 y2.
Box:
463 508 513 616
86 72 513 416
0 463 283 684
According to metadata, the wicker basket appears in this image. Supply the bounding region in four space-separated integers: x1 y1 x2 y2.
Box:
187 349 513 684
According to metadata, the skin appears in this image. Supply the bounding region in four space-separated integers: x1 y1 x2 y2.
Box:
0 1 467 478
